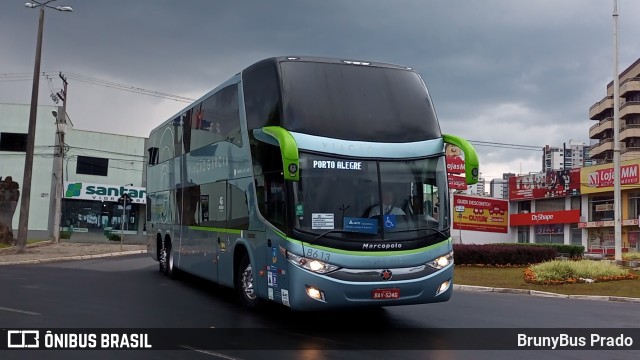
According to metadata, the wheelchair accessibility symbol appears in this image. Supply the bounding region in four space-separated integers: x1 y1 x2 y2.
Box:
384 215 396 229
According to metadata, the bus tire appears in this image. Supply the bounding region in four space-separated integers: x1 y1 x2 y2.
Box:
236 253 260 308
165 245 175 278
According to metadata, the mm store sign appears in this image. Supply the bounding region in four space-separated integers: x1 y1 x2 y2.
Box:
64 182 146 204
580 159 640 194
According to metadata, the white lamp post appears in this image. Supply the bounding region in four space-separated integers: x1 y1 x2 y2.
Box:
120 184 133 250
612 0 622 262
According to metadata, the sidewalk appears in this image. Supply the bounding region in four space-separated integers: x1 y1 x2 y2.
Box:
0 238 147 266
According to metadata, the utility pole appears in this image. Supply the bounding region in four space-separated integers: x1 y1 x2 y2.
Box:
16 5 45 254
17 1 73 253
52 72 67 243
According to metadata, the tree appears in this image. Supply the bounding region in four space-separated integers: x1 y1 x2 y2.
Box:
0 176 20 245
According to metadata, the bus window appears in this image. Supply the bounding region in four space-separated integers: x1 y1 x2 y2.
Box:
242 65 282 131
194 84 241 150
255 174 286 232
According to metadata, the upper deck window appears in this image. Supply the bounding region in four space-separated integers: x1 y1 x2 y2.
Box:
280 61 441 143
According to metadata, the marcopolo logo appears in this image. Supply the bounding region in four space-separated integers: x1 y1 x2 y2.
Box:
64 182 146 204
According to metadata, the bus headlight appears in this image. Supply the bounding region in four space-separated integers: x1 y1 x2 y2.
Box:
286 252 340 274
427 251 453 269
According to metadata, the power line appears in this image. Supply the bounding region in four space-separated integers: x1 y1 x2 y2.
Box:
468 140 542 151
64 72 196 103
0 71 195 103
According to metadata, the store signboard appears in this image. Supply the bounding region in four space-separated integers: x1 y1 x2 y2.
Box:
64 182 147 204
579 219 639 228
452 194 508 233
509 209 580 226
580 159 640 194
508 169 580 200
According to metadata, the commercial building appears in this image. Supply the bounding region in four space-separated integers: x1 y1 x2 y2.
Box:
490 173 514 199
508 163 639 254
0 103 146 241
542 140 588 172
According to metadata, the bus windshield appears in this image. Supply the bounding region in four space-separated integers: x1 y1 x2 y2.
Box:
292 153 449 242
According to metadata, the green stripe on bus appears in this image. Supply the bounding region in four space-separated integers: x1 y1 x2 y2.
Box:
188 226 242 234
283 235 450 256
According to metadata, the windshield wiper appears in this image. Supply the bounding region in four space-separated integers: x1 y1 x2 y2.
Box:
390 226 450 239
311 229 360 243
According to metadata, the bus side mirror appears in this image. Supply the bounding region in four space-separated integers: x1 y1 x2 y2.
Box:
442 134 479 185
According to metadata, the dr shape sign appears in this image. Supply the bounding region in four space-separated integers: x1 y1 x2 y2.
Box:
118 193 133 206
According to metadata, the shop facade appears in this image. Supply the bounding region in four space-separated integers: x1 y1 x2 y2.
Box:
578 159 640 253
0 103 146 240
62 182 146 235
508 162 640 253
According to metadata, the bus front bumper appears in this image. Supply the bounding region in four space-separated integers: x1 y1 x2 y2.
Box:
282 264 453 311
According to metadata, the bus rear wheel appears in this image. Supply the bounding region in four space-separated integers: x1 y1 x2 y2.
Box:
236 254 260 308
160 242 175 277
159 247 167 273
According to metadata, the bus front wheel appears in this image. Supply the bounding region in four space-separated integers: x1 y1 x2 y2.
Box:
236 254 260 308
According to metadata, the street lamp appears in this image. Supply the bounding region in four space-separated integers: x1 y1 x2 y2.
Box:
16 0 73 253
119 183 133 250
612 0 622 262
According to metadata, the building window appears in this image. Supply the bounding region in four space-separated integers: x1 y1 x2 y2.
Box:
571 225 582 245
535 198 565 212
589 196 614 221
517 226 530 243
76 156 109 176
628 192 640 220
571 196 581 211
518 201 531 213
0 132 27 152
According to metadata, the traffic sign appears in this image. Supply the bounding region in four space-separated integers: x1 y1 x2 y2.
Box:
118 193 133 205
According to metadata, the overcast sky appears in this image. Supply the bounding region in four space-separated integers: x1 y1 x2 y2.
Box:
2 0 640 182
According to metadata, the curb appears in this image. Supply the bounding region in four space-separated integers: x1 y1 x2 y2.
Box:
0 250 147 266
454 284 640 303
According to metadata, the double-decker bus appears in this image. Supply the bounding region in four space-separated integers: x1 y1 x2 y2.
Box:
145 56 479 311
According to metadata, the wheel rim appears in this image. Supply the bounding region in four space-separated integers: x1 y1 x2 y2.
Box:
159 248 167 272
241 263 256 300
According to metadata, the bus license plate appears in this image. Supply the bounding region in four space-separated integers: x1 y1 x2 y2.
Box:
372 288 400 299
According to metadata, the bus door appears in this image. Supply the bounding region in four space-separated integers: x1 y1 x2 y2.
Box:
208 180 228 283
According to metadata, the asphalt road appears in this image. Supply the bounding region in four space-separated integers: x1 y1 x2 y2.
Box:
1 254 638 360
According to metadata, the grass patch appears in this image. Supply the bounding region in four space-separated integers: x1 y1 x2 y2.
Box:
525 260 636 285
454 266 640 298
0 239 48 250
623 253 640 260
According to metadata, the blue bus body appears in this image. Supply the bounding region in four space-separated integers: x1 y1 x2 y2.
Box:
145 56 478 310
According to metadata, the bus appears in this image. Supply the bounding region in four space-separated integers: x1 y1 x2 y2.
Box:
145 56 479 311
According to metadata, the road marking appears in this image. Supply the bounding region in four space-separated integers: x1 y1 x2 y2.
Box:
0 306 41 315
180 345 243 360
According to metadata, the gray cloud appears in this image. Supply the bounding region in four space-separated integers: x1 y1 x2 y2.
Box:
1 0 639 181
